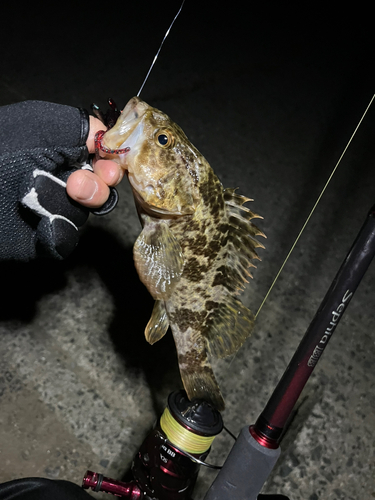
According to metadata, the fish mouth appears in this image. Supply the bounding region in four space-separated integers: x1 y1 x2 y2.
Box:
101 96 149 160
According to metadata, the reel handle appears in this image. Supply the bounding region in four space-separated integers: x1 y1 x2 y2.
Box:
82 470 142 499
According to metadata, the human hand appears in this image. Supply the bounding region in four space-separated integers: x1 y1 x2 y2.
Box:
0 100 123 261
66 116 124 208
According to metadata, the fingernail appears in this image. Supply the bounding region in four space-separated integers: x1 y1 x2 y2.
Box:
77 173 98 201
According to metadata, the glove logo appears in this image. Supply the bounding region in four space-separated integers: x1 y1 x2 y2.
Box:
22 170 78 231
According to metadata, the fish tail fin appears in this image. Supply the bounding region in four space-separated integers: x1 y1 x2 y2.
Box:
178 356 225 411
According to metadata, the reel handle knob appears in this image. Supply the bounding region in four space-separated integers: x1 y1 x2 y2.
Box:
82 470 143 499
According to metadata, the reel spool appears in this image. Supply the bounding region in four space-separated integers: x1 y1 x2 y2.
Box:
132 390 223 499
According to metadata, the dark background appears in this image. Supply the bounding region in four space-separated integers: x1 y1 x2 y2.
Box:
0 3 374 499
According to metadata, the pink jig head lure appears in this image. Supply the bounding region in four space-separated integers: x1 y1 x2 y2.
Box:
89 98 131 215
92 99 130 157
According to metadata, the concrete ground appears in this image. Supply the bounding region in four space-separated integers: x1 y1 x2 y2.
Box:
1 3 374 499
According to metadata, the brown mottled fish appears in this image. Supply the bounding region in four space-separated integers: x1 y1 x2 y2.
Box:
99 97 265 410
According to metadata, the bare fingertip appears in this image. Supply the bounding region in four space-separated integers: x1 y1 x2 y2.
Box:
114 165 125 186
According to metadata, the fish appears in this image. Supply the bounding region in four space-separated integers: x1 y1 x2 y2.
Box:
98 96 265 410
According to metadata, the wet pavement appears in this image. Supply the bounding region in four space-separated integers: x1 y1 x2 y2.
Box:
0 3 374 499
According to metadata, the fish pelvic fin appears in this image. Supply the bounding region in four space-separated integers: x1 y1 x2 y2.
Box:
203 294 255 358
133 217 184 300
145 300 169 345
178 353 225 411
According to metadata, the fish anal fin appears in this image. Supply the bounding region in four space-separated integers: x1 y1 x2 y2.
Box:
203 295 255 359
133 218 184 300
145 300 169 345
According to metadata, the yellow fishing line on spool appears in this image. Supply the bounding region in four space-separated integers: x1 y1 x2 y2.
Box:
160 407 216 455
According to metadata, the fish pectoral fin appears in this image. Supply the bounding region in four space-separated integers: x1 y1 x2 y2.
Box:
145 300 169 345
134 220 184 300
203 294 255 358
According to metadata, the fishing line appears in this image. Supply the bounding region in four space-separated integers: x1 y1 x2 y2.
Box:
255 93 375 319
160 406 216 454
225 93 375 376
137 0 186 97
159 406 236 469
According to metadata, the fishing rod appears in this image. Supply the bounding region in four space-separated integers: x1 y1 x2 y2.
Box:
81 202 375 499
204 202 375 499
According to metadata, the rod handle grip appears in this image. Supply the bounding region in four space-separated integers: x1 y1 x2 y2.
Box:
204 426 281 500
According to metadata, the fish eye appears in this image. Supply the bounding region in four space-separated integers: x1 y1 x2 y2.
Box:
158 134 168 145
156 129 174 148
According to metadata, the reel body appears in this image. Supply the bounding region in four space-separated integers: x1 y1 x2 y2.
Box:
83 390 223 500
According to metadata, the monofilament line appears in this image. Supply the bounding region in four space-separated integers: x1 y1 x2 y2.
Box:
255 93 375 320
137 0 186 97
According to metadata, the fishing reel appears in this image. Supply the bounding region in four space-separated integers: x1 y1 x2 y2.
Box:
82 390 290 500
83 390 223 500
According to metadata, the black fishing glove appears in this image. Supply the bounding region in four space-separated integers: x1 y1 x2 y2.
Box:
0 100 107 261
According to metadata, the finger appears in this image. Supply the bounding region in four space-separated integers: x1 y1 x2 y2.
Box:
66 169 110 208
92 159 124 186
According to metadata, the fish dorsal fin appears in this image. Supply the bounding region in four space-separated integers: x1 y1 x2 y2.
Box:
145 300 170 344
200 188 264 358
220 187 266 295
203 293 255 358
133 217 184 300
